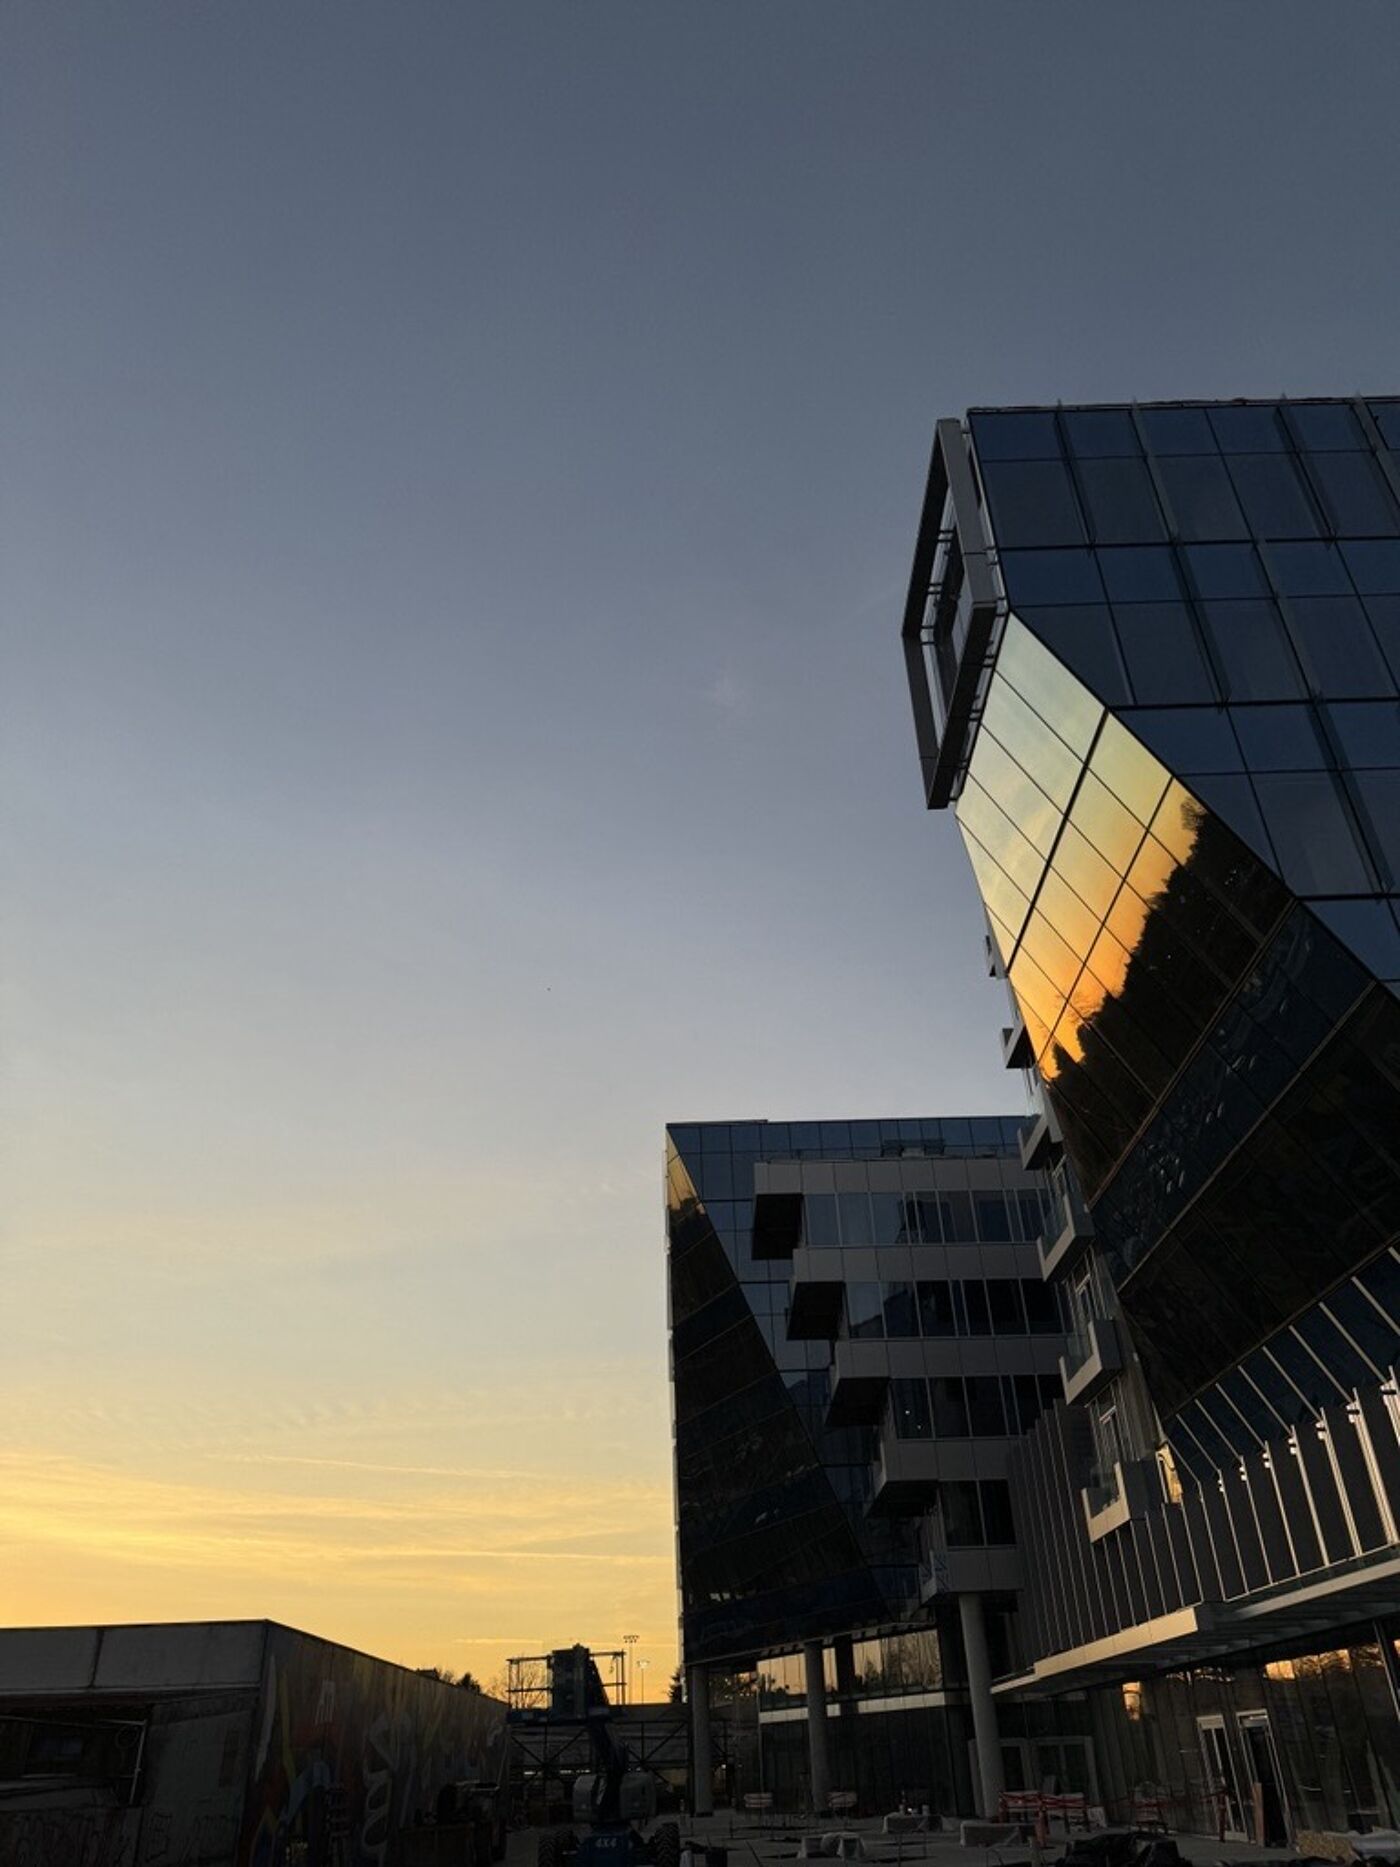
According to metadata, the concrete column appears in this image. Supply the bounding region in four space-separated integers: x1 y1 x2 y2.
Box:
688 1665 714 1817
803 1639 831 1815
959 1593 1003 1819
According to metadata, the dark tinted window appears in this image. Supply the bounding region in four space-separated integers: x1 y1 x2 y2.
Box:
1021 607 1130 705
1264 541 1352 596
917 1279 956 1337
1226 454 1321 538
1180 542 1268 598
847 1281 884 1338
1202 600 1306 701
1158 453 1250 540
869 1192 907 1242
980 1480 1016 1544
1121 705 1241 772
1098 545 1183 602
943 1480 983 1545
838 1193 873 1245
1326 701 1400 768
803 1194 839 1246
883 1282 919 1338
1286 403 1364 451
1231 704 1327 771
891 1377 932 1439
965 1376 1007 1435
1353 771 1400 885
961 1280 992 1336
1077 456 1167 544
1341 541 1400 594
1288 598 1395 698
971 410 1060 460
1023 1279 1063 1333
980 458 1086 546
1140 407 1216 455
987 1278 1027 1332
1311 900 1400 980
931 1377 970 1437
940 1191 976 1240
1208 405 1287 452
1115 603 1218 703
1000 549 1105 606
1254 773 1372 893
975 1194 1013 1241
1307 453 1400 536
1062 408 1139 457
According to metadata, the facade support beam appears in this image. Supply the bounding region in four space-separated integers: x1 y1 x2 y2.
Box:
803 1639 832 1814
959 1593 1004 1819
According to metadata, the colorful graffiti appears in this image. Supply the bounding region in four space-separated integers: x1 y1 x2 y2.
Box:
239 1628 505 1867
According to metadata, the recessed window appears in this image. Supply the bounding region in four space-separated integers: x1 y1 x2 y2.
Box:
979 1479 1016 1544
931 1378 970 1438
891 1377 932 1439
961 1280 992 1336
966 1376 1008 1435
1156 456 1248 540
986 1279 1027 1332
1254 772 1373 893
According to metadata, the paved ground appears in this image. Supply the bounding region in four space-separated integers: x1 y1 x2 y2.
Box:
507 1815 1297 1867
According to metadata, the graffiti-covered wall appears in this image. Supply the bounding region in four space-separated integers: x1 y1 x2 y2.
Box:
239 1627 506 1867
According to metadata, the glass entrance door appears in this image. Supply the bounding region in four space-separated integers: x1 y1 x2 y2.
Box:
1198 1717 1246 1840
1238 1712 1289 1845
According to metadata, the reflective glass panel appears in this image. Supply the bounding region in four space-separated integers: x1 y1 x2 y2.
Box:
1202 599 1306 700
1307 453 1400 536
1052 822 1122 919
883 1282 920 1338
1352 771 1400 885
838 1193 873 1245
979 458 1086 546
970 410 1060 460
931 1378 970 1436
980 677 1085 807
1179 542 1269 598
1114 602 1218 703
966 1375 1008 1434
1098 545 1183 602
1288 597 1395 697
1286 403 1365 451
1018 606 1131 705
1089 711 1169 822
958 779 1050 897
1070 768 1148 871
1254 773 1373 893
1207 405 1287 452
1226 454 1322 538
1139 407 1216 454
965 732 1064 854
1121 704 1242 772
1264 541 1352 595
959 827 1032 949
996 617 1104 754
1036 866 1105 955
1156 455 1248 539
917 1280 956 1336
1326 700 1400 767
1000 548 1105 606
1311 900 1400 979
803 1194 839 1247
1077 457 1167 544
1341 541 1400 594
961 1281 992 1336
1062 408 1140 457
846 1280 884 1337
1230 704 1327 770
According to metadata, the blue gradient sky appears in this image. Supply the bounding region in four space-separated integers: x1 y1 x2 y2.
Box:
3 3 1397 1679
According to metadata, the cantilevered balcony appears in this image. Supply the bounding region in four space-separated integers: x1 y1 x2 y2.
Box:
1038 1177 1094 1281
1001 1011 1034 1070
1081 1458 1160 1543
824 1339 891 1427
1061 1315 1123 1405
1019 1101 1062 1173
784 1248 843 1340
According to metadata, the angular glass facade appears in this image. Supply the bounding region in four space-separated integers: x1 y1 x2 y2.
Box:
667 1115 1033 1670
902 397 1400 1839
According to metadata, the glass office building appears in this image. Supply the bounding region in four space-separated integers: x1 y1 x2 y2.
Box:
902 397 1400 1840
666 1117 1066 1815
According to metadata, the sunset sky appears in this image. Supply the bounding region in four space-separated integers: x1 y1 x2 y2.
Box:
3 3 1398 1688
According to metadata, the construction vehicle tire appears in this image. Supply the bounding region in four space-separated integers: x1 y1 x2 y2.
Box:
539 1830 565 1867
652 1822 681 1867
